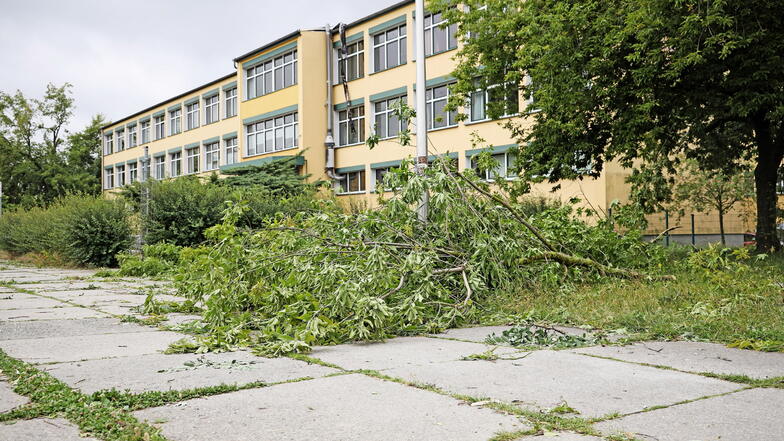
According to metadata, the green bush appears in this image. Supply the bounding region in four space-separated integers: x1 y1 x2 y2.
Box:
117 243 182 277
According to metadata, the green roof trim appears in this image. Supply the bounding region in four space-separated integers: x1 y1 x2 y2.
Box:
138 116 151 123
242 104 298 125
153 110 165 117
219 154 304 172
201 88 219 99
370 159 403 169
336 164 366 173
126 159 138 165
104 164 114 170
202 136 220 145
153 151 166 158
222 81 237 91
114 162 126 168
370 86 407 102
369 14 407 35
465 144 517 157
413 75 456 90
334 98 365 111
333 32 364 48
167 104 182 112
125 122 136 129
222 131 238 140
168 147 182 154
242 41 298 69
114 127 125 133
184 142 200 149
184 97 199 106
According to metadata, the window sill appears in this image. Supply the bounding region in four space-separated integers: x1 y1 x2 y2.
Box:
425 124 458 133
464 114 517 126
223 114 237 120
336 142 365 149
336 190 367 196
332 75 364 85
369 62 407 76
412 47 457 61
243 146 299 159
185 127 200 132
204 120 219 126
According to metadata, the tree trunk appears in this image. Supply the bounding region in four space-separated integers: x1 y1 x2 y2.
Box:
718 210 726 246
752 116 783 253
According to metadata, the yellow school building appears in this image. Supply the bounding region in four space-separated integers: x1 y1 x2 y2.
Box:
100 0 754 246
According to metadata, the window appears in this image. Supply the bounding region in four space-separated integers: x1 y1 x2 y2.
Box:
224 138 238 165
204 142 219 171
170 152 182 177
426 84 457 129
469 83 519 122
169 109 181 135
338 40 364 81
154 115 165 140
116 165 126 187
104 168 114 189
424 12 457 56
373 96 408 139
224 88 237 118
336 170 366 194
372 166 399 191
154 156 165 179
116 130 125 151
128 162 138 183
205 95 219 124
104 134 113 155
246 50 297 99
338 105 365 146
246 112 298 156
141 121 151 143
471 152 518 181
186 102 200 130
128 125 137 148
186 146 200 174
372 24 406 72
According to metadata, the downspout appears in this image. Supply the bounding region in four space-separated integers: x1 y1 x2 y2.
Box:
325 24 342 180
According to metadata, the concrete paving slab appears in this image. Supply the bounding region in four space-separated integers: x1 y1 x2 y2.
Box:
0 418 98 441
517 434 604 441
0 292 68 310
43 351 338 394
574 341 784 379
385 350 742 418
0 331 186 363
0 378 28 412
61 293 184 308
0 306 108 321
435 325 626 344
21 282 130 292
0 318 156 341
164 314 202 326
310 336 521 371
135 373 529 441
597 388 784 441
0 273 63 283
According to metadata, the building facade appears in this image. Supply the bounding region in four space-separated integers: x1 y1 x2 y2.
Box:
100 0 753 244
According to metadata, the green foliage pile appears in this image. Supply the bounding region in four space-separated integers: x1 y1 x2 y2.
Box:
172 158 666 355
485 322 602 349
0 195 131 267
116 242 182 277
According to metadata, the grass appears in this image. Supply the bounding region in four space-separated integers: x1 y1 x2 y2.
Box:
485 251 784 346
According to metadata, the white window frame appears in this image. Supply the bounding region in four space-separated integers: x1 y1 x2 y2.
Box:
469 83 520 122
372 24 406 72
424 12 458 56
154 156 165 179
245 112 298 157
128 125 137 148
185 146 200 174
116 164 126 187
104 168 114 189
116 130 125 151
224 137 238 165
170 152 182 177
372 95 408 139
185 102 200 130
104 134 113 155
335 170 366 195
154 115 165 140
471 151 518 181
128 162 138 183
205 95 219 124
245 50 297 100
338 40 365 81
224 88 237 118
140 121 151 144
338 105 365 146
169 109 181 135
426 84 457 129
204 142 220 171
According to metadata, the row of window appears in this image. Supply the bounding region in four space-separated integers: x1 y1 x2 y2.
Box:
337 12 457 82
246 50 297 100
104 86 237 155
334 82 521 147
334 151 516 194
103 138 238 189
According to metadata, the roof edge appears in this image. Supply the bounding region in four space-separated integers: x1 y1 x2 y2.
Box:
334 0 414 33
232 30 301 63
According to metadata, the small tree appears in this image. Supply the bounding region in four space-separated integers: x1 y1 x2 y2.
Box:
669 160 755 246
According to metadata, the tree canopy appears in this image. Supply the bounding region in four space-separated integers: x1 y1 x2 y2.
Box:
433 0 784 251
0 83 104 208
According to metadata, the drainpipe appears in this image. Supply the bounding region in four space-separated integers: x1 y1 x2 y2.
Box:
324 24 342 180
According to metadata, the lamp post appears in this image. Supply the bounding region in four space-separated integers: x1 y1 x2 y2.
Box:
415 0 428 222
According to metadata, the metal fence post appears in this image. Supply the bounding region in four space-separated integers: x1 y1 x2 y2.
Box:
665 210 670 247
691 213 696 246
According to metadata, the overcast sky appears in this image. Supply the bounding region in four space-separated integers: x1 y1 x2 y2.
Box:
0 0 396 133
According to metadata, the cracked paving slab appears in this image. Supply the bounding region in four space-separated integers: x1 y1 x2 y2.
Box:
0 318 158 341
597 388 784 441
573 341 784 379
0 330 186 364
384 350 742 418
0 418 99 441
310 336 522 371
134 373 530 441
42 351 338 394
517 434 604 441
0 376 28 413
0 292 69 310
0 306 109 321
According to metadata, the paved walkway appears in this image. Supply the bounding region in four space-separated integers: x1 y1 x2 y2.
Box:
1 263 782 441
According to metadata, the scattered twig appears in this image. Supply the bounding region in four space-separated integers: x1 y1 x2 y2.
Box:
380 273 407 300
461 270 473 305
649 226 681 243
520 251 676 281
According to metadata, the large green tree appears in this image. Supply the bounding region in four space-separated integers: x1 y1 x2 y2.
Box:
433 0 784 251
0 84 104 207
